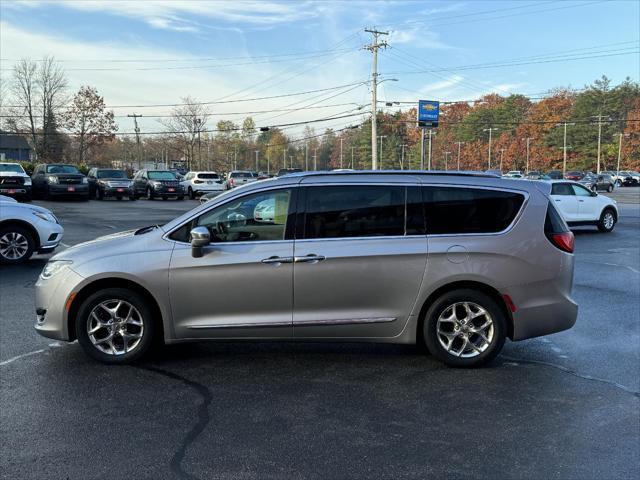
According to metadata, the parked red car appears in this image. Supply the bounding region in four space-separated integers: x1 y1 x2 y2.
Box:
564 170 585 181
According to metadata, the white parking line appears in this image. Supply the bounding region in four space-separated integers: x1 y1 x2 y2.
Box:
0 349 46 366
582 260 639 274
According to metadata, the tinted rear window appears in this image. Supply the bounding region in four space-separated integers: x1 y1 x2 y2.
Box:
545 200 569 234
422 186 525 234
231 172 253 178
303 185 405 239
197 173 219 179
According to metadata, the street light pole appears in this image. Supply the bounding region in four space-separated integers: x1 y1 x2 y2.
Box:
400 144 407 170
616 133 630 180
427 130 436 170
339 138 343 169
454 141 464 170
305 142 309 171
351 146 355 169
483 127 498 170
254 150 259 172
555 123 575 175
378 135 387 169
444 151 451 171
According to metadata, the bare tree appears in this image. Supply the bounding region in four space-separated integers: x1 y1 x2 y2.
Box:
160 96 209 170
10 56 67 160
63 86 117 164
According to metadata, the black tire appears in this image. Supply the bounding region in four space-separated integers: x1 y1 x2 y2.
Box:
423 289 507 368
0 225 35 264
75 288 156 364
177 196 184 201
129 195 137 201
597 208 616 233
162 196 167 201
21 193 32 202
42 186 50 200
95 187 103 200
188 187 195 200
607 184 613 193
146 187 154 200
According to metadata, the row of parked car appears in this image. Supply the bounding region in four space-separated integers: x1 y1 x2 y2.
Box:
496 169 640 189
0 161 305 203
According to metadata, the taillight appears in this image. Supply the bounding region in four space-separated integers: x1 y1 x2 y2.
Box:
550 232 574 253
230 179 235 185
194 179 204 184
545 201 574 253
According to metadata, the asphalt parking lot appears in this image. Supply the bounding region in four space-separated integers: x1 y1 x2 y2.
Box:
1 190 639 480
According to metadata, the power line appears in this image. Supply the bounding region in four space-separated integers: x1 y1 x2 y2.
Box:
0 80 370 109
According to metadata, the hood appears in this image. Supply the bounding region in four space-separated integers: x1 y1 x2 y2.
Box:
51 226 165 265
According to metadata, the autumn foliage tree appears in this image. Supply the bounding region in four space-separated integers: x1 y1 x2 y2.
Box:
64 86 117 164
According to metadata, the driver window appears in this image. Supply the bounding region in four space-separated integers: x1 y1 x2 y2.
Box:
572 185 592 196
196 189 291 243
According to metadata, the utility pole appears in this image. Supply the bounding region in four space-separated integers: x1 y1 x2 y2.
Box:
616 133 630 180
400 144 407 170
377 135 387 168
454 141 464 170
313 148 318 171
483 127 498 170
351 146 355 169
593 114 608 173
365 28 388 170
195 118 202 170
254 150 259 172
498 148 505 172
283 146 287 169
305 142 309 171
444 151 451 171
127 113 143 170
339 138 344 169
266 145 270 175
420 128 425 170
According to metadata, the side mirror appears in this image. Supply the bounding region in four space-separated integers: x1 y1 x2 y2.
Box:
190 226 210 258
591 190 598 197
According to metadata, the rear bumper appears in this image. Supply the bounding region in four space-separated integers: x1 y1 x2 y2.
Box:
102 187 134 197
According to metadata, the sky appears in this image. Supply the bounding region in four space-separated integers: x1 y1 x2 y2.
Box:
0 0 638 136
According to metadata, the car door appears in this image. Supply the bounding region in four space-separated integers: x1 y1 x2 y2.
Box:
572 184 599 221
31 165 45 195
550 183 579 221
168 187 296 338
134 170 147 195
292 182 427 339
87 168 97 195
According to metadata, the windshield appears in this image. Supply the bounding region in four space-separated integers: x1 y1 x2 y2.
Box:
97 170 127 179
0 163 26 174
230 172 254 178
47 165 80 174
197 173 219 179
148 171 177 180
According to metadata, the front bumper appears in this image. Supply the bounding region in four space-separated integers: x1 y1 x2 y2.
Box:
102 186 135 197
0 185 31 198
34 267 84 341
49 184 89 195
154 185 184 196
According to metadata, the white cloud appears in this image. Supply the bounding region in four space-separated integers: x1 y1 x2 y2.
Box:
8 0 324 32
0 21 368 134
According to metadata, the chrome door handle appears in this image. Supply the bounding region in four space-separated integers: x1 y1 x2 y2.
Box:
261 256 294 265
294 254 326 263
578 200 585 202
554 199 561 202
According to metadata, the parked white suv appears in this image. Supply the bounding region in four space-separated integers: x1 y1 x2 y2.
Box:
549 180 618 232
181 171 224 199
0 195 64 263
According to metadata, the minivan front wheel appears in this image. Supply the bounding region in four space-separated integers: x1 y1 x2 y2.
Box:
423 289 506 367
76 288 156 364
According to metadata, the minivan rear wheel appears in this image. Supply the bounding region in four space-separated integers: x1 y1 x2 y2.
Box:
76 288 156 364
423 289 506 368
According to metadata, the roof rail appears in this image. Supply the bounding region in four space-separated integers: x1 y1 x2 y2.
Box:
287 170 499 179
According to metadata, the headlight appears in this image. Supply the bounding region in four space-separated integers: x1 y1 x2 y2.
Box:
48 176 59 184
24 178 32 185
82 177 88 184
41 260 73 280
32 211 58 223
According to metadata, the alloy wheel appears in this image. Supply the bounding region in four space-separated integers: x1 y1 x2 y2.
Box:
0 232 29 260
603 212 615 230
436 302 494 358
87 299 144 355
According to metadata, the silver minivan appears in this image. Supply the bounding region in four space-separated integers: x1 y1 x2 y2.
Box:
35 172 578 367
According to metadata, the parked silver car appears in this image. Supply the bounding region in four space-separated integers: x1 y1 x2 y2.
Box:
35 172 578 367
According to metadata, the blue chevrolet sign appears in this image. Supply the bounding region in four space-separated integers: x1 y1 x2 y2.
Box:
418 100 439 127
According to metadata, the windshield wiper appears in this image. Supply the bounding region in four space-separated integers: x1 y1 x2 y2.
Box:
134 225 160 235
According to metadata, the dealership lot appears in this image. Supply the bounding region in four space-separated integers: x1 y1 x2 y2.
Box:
1 191 639 479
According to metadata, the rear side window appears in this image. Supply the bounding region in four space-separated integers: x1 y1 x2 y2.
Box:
422 186 525 235
303 185 405 239
551 183 574 196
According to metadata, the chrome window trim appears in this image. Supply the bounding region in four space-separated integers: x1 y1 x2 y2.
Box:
187 317 396 329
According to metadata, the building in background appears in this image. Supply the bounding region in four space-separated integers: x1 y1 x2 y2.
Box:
0 132 32 161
